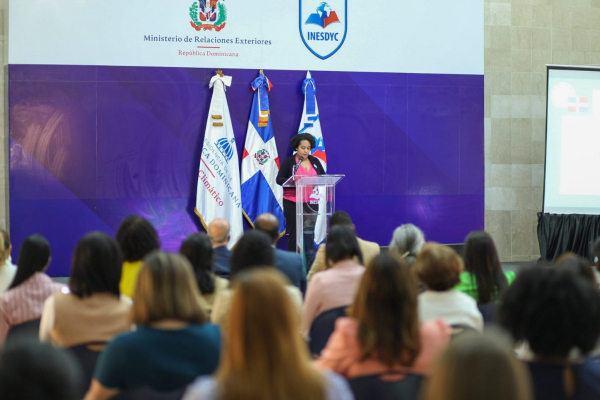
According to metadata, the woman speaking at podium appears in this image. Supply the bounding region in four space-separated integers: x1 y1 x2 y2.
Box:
276 133 326 252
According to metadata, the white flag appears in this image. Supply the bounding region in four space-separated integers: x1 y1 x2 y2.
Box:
195 73 243 248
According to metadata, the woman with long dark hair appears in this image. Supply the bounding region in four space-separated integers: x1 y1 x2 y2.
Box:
456 231 514 304
179 233 228 314
0 235 64 346
316 253 450 379
301 225 365 336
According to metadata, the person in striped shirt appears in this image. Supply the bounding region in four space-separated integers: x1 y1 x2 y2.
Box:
0 234 65 346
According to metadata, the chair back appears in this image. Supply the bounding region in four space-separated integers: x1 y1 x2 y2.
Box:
348 373 424 400
5 318 41 347
112 386 186 400
308 306 347 356
450 324 479 341
477 302 497 324
67 342 106 395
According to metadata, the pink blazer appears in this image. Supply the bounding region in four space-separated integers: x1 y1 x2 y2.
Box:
315 317 451 379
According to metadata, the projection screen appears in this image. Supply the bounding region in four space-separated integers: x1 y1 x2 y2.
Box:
544 66 600 215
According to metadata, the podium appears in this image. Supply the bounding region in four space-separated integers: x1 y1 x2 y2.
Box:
282 174 345 268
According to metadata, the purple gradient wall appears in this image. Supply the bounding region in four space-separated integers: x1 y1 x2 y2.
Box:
9 65 484 277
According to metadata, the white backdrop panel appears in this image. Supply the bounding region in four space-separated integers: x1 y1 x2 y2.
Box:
8 0 483 74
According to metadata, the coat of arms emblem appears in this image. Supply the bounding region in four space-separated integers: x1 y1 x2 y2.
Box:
189 0 227 31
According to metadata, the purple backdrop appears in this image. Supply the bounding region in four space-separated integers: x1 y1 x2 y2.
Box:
8 65 484 277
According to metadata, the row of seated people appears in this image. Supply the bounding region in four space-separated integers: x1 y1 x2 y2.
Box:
0 212 600 399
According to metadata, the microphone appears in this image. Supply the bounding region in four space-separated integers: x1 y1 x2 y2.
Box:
293 156 304 179
294 156 304 170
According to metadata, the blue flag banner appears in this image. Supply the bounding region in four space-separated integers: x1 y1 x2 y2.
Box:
297 71 327 247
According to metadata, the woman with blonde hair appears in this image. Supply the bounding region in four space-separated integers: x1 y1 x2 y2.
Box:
423 332 532 400
184 269 353 400
84 252 221 400
316 253 450 380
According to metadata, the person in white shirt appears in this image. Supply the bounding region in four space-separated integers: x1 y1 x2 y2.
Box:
0 229 17 295
416 242 483 332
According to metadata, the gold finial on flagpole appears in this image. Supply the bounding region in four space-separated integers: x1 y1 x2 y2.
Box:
260 69 264 76
216 70 224 77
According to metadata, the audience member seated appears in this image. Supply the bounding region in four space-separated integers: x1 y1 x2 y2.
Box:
302 226 366 336
307 211 379 281
316 253 450 380
0 229 16 295
0 235 65 346
179 233 229 315
115 215 160 298
592 238 600 285
499 266 600 400
211 231 302 327
183 269 354 400
207 218 232 279
553 255 600 358
455 231 514 304
389 223 426 293
555 253 596 284
389 223 425 266
422 331 532 400
39 232 132 347
0 342 83 400
255 212 307 295
84 252 221 400
416 243 483 332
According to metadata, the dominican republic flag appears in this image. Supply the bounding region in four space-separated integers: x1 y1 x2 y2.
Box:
298 71 328 247
241 72 285 233
568 96 589 113
195 73 243 248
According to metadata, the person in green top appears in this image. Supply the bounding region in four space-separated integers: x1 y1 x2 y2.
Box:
455 231 515 304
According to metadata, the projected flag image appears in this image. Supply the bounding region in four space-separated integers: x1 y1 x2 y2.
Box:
567 96 589 113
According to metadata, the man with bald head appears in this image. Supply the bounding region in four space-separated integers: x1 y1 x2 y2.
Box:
255 213 306 295
207 218 232 279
